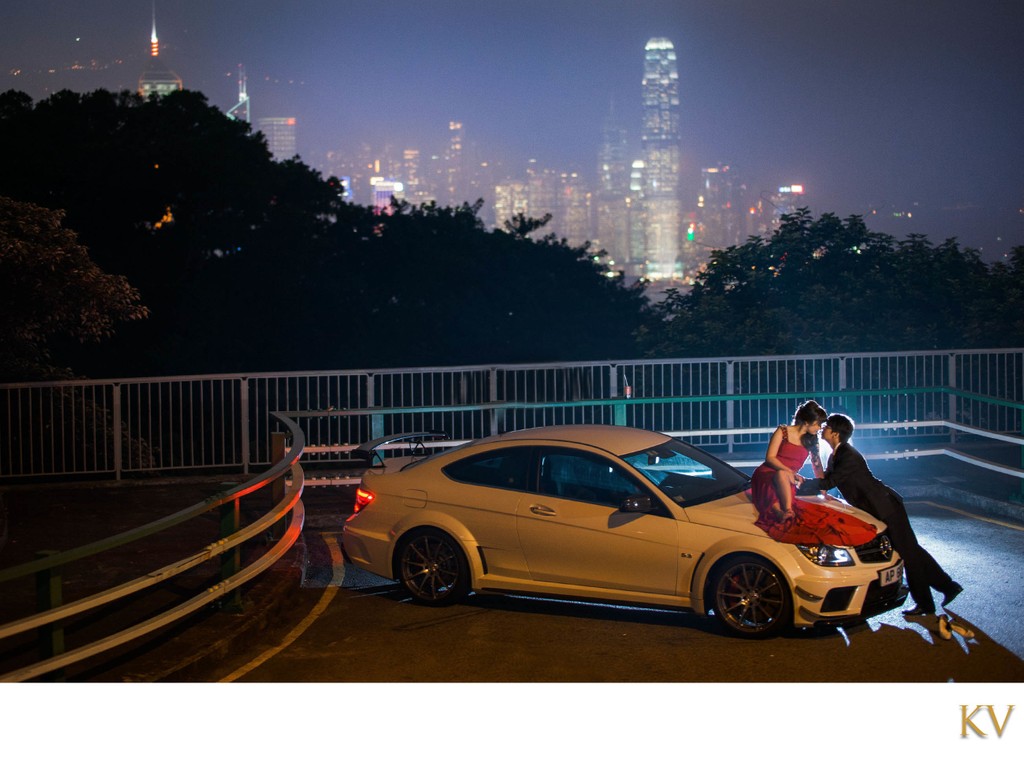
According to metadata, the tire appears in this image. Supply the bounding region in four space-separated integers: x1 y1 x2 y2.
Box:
710 554 792 638
397 529 470 606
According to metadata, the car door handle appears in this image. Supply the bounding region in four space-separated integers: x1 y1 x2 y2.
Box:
530 505 557 516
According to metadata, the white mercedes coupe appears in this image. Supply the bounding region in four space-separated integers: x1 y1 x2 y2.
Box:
341 425 906 637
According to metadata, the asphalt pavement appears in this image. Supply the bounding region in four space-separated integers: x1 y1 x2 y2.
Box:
1 446 1022 682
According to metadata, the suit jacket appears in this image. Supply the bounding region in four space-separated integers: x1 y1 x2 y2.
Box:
806 441 902 520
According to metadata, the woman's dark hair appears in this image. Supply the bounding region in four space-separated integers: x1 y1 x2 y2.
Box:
800 432 819 451
793 400 827 426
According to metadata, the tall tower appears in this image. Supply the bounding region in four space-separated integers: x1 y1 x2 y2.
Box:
559 171 591 248
226 65 250 123
627 160 647 278
641 38 681 279
444 120 465 206
596 100 631 272
138 3 182 98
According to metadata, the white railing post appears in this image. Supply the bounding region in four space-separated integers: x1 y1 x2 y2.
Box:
367 373 383 439
948 352 958 445
112 384 122 480
726 361 735 452
240 377 250 474
489 368 499 435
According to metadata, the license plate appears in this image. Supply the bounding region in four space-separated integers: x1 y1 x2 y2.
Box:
879 561 903 587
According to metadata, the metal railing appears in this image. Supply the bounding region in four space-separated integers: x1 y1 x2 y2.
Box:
0 413 305 682
1 349 1021 481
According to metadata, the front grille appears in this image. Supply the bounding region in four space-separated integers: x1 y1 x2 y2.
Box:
861 577 908 617
821 586 856 613
855 531 893 564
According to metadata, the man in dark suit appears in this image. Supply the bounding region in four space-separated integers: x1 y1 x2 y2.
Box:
807 413 963 617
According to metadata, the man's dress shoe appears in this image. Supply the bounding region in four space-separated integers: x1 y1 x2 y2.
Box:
942 582 963 608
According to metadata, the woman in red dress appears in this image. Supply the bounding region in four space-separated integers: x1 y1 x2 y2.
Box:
751 400 877 546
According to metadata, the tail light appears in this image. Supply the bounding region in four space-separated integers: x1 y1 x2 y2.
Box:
353 486 376 513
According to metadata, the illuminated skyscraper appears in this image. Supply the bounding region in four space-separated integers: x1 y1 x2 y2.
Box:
698 165 747 251
493 181 529 227
526 161 559 224
402 148 436 205
627 160 647 278
444 120 464 205
595 103 631 271
641 38 681 279
370 177 405 213
559 171 591 248
754 184 807 235
257 117 298 161
226 65 250 123
138 4 182 98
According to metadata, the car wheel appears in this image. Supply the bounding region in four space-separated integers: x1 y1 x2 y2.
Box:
397 529 470 606
710 554 792 638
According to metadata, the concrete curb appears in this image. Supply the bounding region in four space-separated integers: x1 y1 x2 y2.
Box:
902 484 1024 525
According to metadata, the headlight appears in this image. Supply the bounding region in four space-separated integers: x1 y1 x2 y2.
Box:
796 544 855 567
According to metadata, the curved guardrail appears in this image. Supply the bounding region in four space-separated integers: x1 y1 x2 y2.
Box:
0 412 306 682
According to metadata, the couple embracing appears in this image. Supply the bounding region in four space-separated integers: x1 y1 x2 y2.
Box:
752 400 962 619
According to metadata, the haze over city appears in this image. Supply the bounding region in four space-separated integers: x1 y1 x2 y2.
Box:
3 0 1022 260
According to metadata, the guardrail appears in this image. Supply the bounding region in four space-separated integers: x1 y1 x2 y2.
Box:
2 349 1021 481
0 413 305 682
288 400 1024 493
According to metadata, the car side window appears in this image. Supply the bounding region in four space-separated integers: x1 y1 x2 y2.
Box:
537 449 643 508
442 447 531 491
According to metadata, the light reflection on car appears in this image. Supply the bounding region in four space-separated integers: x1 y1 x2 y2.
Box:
342 425 906 637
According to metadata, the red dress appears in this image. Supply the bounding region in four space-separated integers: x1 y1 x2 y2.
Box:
750 435 877 546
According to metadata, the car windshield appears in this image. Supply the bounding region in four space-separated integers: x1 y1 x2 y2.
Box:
621 438 750 507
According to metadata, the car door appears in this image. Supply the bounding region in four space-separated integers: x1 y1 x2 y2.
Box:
439 445 534 580
515 447 681 596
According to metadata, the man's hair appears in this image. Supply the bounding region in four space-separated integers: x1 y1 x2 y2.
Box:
826 413 854 443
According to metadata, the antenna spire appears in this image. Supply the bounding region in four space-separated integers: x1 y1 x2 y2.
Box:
150 2 159 57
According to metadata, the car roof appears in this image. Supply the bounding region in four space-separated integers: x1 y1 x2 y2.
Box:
485 425 671 456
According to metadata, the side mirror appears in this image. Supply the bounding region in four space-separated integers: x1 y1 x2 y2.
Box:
621 494 654 513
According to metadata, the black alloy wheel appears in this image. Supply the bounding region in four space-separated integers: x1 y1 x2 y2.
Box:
397 529 470 606
711 554 792 638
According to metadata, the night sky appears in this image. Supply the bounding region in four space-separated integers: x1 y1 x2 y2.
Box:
3 0 1023 258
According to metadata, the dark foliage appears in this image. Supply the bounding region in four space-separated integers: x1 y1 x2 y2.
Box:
0 196 147 382
0 88 649 378
638 209 1024 358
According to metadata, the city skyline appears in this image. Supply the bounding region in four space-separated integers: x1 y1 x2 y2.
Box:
2 1 1022 260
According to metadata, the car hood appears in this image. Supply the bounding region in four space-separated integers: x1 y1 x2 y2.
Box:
682 491 886 538
682 492 765 536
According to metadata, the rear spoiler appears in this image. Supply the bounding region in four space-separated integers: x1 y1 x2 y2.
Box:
351 431 451 467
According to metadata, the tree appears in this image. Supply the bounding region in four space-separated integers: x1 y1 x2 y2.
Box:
638 209 1023 358
1 89 654 376
0 88 340 376
296 200 652 369
0 196 148 381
